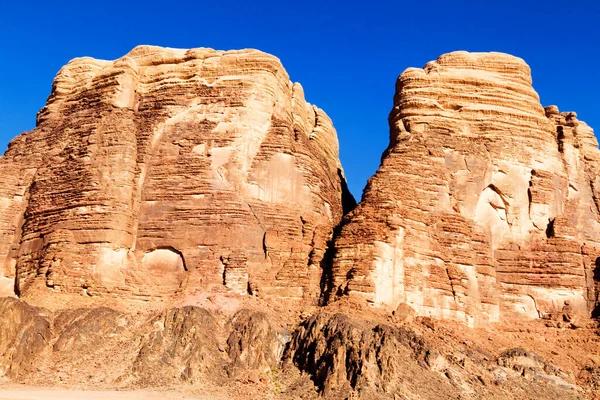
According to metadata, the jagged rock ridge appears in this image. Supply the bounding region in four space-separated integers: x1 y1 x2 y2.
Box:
331 51 600 327
0 297 586 399
0 45 354 303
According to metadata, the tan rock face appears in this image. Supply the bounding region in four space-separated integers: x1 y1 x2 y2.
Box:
0 45 352 303
331 51 600 326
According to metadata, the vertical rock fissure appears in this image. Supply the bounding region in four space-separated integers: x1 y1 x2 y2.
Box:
13 176 38 297
556 126 565 153
592 257 600 318
445 265 457 299
319 223 344 306
338 169 357 214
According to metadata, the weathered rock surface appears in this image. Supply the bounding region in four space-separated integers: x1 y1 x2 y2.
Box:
331 51 600 326
0 298 51 379
226 309 282 380
0 45 353 303
132 307 224 385
284 312 431 396
0 297 285 387
0 297 590 399
53 307 127 352
283 312 581 399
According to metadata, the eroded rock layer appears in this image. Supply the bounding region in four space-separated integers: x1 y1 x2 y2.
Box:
331 51 600 326
0 45 352 302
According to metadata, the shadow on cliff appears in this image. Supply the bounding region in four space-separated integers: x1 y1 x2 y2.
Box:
318 169 357 305
592 257 600 319
338 168 357 215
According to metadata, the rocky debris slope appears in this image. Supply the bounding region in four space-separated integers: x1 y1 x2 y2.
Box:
0 297 285 389
0 298 51 379
0 297 592 399
331 51 600 327
0 45 354 304
283 311 583 399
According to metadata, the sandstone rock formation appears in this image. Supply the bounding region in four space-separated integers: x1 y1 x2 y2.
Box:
0 45 353 303
2 47 600 399
0 297 285 391
331 51 600 326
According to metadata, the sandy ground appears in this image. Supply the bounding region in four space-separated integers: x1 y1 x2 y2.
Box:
0 388 212 400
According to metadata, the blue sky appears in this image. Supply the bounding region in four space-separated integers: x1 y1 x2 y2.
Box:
0 0 598 199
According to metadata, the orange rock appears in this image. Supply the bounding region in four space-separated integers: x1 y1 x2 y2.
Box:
0 46 354 304
331 51 600 326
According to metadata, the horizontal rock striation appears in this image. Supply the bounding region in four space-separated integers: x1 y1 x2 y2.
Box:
0 46 353 303
331 51 600 326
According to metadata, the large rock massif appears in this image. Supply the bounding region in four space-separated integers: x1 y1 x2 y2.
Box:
0 45 353 303
1 48 600 399
331 51 600 327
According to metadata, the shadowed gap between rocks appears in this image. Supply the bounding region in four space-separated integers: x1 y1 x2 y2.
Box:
318 170 357 306
338 168 357 215
592 257 600 318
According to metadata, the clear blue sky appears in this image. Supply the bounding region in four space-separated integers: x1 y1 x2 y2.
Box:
1 0 598 199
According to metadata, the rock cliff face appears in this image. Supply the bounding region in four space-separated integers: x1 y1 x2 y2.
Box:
331 51 600 326
0 45 353 303
1 48 600 399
